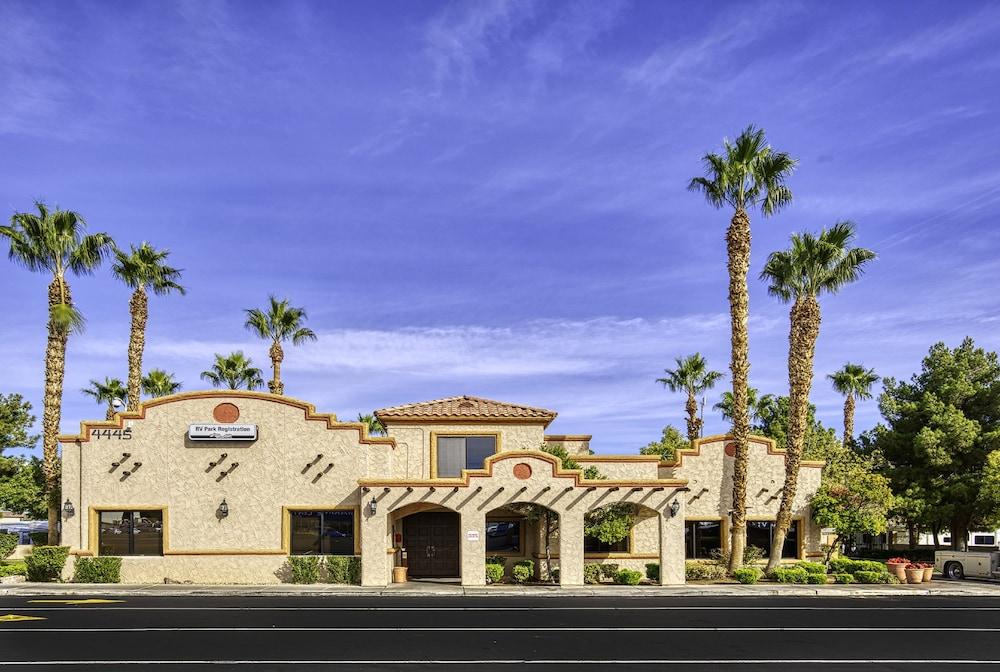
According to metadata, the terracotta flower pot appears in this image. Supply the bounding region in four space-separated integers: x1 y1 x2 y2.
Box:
392 566 408 583
922 566 934 582
904 567 923 584
887 562 908 582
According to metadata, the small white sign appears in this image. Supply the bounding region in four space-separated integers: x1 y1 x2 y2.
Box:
188 424 258 441
466 530 480 542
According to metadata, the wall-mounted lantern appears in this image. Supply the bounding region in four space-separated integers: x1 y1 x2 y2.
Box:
367 497 377 516
669 499 681 518
217 499 229 519
63 499 75 518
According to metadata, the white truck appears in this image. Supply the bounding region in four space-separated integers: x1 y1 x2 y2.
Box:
935 550 1000 580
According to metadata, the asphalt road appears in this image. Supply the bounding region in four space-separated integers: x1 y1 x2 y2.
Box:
1 594 999 670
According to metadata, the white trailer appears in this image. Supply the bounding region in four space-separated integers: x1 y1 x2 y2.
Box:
935 550 1000 580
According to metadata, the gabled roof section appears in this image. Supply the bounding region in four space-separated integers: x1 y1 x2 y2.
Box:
375 395 557 426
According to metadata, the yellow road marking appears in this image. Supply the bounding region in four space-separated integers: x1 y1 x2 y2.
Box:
0 614 46 622
28 599 124 605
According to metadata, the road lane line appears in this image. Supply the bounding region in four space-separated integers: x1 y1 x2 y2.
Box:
1 659 999 666
6 606 1000 612
2 626 1000 632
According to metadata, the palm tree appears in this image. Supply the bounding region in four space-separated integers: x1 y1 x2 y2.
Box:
358 413 386 437
141 369 182 399
244 296 317 395
112 243 185 411
689 125 797 572
82 378 128 421
828 363 880 447
200 352 264 391
657 354 724 442
1 202 114 543
760 221 876 572
714 385 768 424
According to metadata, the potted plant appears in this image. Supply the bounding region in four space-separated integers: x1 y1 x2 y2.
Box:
919 562 934 582
886 557 909 582
904 562 924 584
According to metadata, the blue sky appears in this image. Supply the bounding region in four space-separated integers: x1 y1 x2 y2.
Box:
2 1 999 456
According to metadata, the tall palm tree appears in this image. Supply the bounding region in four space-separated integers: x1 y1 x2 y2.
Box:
689 125 797 572
112 243 185 412
657 354 724 442
244 296 317 395
1 202 114 542
760 221 875 571
200 352 264 391
141 369 182 399
358 413 386 437
828 363 879 447
82 377 128 420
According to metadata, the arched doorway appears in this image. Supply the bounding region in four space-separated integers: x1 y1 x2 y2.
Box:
486 503 560 582
403 510 460 578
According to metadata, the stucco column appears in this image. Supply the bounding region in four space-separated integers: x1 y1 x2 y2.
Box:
360 502 389 587
559 508 585 586
659 494 686 585
460 509 486 587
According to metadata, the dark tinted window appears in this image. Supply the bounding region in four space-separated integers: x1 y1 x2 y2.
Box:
98 510 163 556
290 510 355 555
685 520 722 559
584 532 629 554
436 436 497 477
746 520 798 558
485 520 521 553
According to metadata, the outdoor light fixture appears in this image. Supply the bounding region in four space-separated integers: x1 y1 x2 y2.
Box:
63 499 75 518
368 497 377 516
218 499 229 519
669 500 681 518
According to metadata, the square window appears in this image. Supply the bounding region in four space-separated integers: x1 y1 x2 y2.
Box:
486 520 521 553
98 510 163 556
435 436 497 477
290 510 355 556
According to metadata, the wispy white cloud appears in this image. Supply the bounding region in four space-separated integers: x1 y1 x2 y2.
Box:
876 6 1000 65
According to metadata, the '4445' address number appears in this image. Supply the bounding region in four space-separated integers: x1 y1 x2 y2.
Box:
90 428 132 440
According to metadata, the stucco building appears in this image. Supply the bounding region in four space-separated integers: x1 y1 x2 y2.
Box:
58 391 824 585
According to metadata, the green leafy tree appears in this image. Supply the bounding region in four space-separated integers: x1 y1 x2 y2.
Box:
639 425 690 462
200 352 264 391
0 456 46 519
689 125 797 572
1 202 114 543
358 414 386 437
112 243 185 411
0 393 38 456
82 377 128 420
753 395 840 462
811 445 893 562
828 363 880 447
244 296 317 395
656 354 724 441
876 338 1000 550
141 369 182 399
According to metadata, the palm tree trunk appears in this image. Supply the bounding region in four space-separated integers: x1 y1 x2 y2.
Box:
43 276 71 544
726 208 752 573
126 287 148 412
766 295 821 573
105 405 115 421
843 394 855 448
684 392 701 443
268 341 284 395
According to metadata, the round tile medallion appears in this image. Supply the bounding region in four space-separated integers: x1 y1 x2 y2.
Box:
724 441 736 457
213 403 240 423
513 463 532 480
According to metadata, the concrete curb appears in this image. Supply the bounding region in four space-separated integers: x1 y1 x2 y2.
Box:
3 581 1000 598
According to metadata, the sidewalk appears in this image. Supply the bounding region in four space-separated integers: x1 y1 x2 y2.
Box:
3 579 1000 598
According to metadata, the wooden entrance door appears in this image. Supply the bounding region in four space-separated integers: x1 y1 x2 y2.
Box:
403 511 460 578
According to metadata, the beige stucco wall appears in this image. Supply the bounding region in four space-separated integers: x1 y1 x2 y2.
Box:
575 457 661 480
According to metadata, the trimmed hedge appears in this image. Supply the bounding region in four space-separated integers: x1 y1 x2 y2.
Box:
0 561 27 577
73 557 122 583
324 556 361 584
805 573 827 584
770 567 809 584
733 567 762 584
289 556 321 584
512 564 531 583
795 561 826 575
599 564 619 581
485 563 504 584
584 563 602 584
645 563 660 582
833 573 855 584
0 532 18 560
685 561 727 581
827 557 853 574
25 546 69 582
614 569 643 585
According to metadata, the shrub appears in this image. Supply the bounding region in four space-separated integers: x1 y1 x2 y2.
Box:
584 563 602 585
770 567 809 584
0 532 18 560
514 559 534 577
485 563 504 584
852 560 888 574
485 555 506 567
833 573 855 584
72 557 121 583
827 557 853 574
289 556 320 584
512 564 531 584
551 568 560 582
806 573 827 585
712 544 766 568
733 567 761 584
324 556 360 584
599 563 619 580
685 561 727 581
854 570 881 584
25 546 69 582
796 561 826 575
614 569 643 585
645 563 660 582
0 561 27 577
28 532 47 546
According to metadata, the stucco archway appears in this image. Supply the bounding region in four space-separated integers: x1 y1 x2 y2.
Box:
484 501 560 582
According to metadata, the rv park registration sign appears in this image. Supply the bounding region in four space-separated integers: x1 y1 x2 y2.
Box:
188 424 258 441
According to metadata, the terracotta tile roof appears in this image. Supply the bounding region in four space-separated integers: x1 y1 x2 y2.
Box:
375 395 557 424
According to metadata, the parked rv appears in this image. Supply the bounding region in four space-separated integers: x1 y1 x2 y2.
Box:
936 550 1000 580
